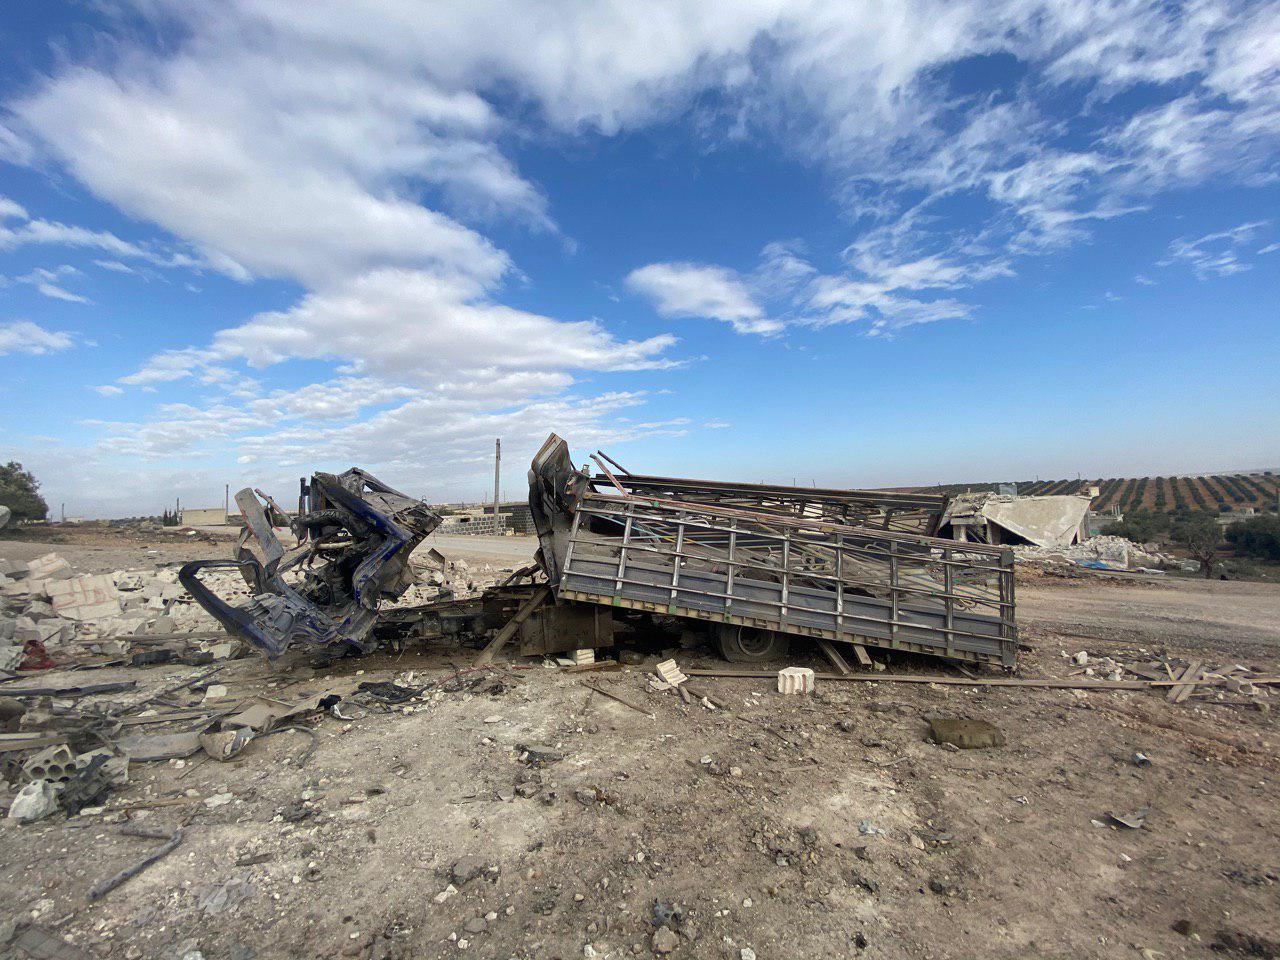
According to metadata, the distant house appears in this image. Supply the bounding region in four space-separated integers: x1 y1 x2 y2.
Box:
180 507 229 526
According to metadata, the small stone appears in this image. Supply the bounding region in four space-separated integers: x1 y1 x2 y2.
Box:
7 780 58 822
204 792 234 808
741 950 757 960
463 917 487 934
652 927 680 954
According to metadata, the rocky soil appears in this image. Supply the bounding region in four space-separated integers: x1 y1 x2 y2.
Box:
0 529 1277 960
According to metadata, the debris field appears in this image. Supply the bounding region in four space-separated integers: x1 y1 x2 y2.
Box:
1 438 1278 960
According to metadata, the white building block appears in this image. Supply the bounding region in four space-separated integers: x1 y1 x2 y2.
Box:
26 553 73 581
46 574 122 622
777 666 816 695
654 659 687 686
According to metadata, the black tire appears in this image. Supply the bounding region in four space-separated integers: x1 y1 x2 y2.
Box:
716 624 789 663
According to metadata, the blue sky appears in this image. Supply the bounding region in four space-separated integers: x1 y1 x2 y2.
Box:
1 1 1277 517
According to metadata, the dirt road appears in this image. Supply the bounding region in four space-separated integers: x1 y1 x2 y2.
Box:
1020 576 1280 657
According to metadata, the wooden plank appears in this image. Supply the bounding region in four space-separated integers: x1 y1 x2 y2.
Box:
850 643 874 667
816 638 852 675
0 733 68 753
690 668 1278 688
1166 660 1203 702
578 681 653 718
1171 663 1206 704
685 668 1150 690
0 680 138 698
474 587 550 666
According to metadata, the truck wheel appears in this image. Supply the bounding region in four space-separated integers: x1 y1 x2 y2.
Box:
716 625 789 663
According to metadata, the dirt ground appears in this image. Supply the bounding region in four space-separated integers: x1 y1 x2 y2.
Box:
2 530 1278 960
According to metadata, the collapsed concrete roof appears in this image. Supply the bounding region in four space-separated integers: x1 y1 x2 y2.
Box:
940 492 1091 549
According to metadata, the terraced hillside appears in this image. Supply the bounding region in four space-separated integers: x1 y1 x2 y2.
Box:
903 474 1280 514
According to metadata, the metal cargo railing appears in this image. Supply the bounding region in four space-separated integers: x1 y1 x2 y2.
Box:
556 492 1017 667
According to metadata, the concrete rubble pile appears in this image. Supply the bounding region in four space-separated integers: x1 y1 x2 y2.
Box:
1013 534 1173 571
1 552 244 670
0 547 519 675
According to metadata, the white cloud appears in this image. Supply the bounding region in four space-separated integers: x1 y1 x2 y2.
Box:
0 122 33 166
115 268 676 392
93 384 124 396
1159 221 1273 279
626 262 781 335
12 33 527 289
2 266 92 303
0 196 29 220
0 202 205 273
0 320 75 356
8 267 91 304
93 260 139 275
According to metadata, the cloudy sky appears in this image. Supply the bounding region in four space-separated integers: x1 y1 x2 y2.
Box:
1 1 1278 517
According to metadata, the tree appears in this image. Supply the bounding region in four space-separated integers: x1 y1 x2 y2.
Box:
1225 515 1280 563
0 462 48 522
1171 513 1222 578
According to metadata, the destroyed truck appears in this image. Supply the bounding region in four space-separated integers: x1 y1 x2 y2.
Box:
181 435 1018 670
525 434 1017 668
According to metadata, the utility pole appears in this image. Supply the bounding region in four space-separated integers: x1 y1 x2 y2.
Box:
224 483 230 519
493 438 501 532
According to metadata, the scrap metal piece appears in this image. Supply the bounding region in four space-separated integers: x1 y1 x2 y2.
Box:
180 469 441 658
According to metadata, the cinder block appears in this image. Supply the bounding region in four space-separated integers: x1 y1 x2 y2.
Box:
46 574 121 621
572 648 595 665
27 553 72 581
23 600 56 621
777 666 815 695
0 559 29 579
0 643 23 671
36 618 72 644
23 743 76 784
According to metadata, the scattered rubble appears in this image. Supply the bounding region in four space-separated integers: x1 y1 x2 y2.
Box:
1015 534 1173 571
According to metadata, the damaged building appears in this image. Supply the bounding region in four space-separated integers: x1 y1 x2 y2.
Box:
935 490 1094 549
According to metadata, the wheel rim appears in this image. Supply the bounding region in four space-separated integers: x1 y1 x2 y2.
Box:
737 628 775 657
